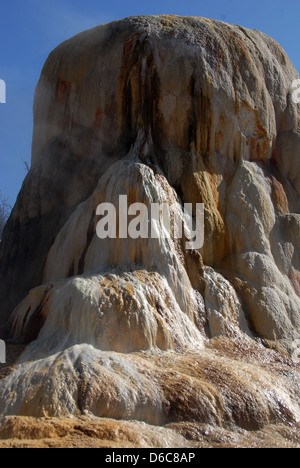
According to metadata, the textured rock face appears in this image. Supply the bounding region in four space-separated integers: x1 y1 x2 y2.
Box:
0 15 300 446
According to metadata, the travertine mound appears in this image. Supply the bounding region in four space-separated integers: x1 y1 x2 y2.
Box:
0 15 299 446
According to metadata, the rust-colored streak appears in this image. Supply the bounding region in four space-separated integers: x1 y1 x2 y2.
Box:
187 69 212 156
270 176 289 214
56 79 72 103
118 33 143 151
119 32 162 156
290 273 300 298
264 160 290 214
93 107 102 129
22 287 53 344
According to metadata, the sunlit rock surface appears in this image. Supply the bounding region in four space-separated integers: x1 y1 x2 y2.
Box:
0 15 300 447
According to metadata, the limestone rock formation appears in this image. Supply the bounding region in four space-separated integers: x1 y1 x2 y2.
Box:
0 15 300 447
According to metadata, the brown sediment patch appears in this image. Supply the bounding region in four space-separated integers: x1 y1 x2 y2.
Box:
0 415 299 449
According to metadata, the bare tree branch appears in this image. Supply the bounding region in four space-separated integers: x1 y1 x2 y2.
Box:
21 157 30 173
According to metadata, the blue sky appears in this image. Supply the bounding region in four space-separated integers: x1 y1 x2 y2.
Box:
0 0 300 207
